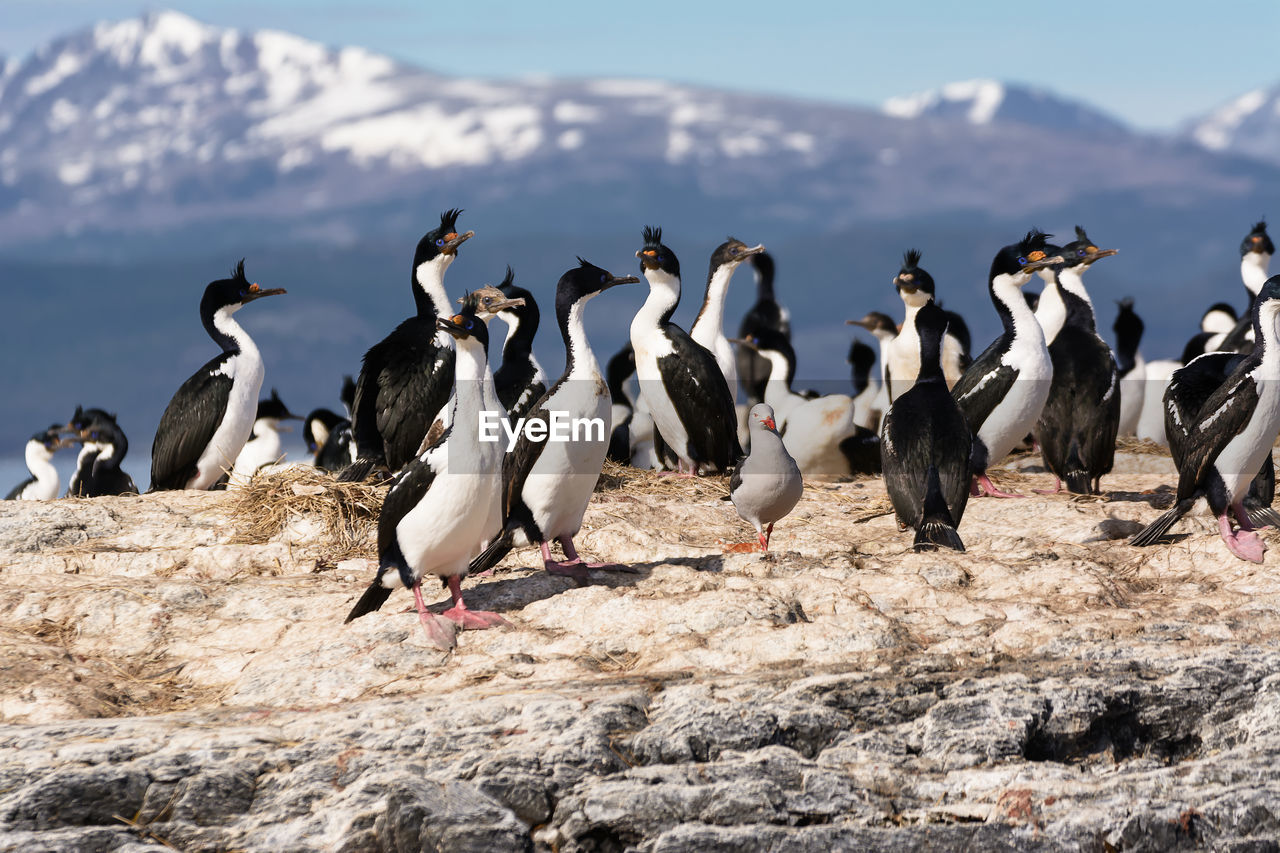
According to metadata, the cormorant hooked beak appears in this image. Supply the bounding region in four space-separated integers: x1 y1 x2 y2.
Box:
440 230 475 254
729 336 759 352
738 244 766 259
243 284 288 303
601 274 640 291
1078 247 1118 266
1020 254 1064 274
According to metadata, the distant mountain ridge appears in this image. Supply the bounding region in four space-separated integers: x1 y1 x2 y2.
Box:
1183 84 1280 165
0 11 1276 254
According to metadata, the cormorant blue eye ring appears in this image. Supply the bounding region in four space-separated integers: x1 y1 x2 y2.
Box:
600 273 607 282
1077 249 1086 256
730 246 739 255
435 238 444 247
465 319 474 330
1017 256 1028 265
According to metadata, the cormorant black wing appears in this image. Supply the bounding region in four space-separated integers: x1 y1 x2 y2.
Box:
658 326 743 471
150 353 233 490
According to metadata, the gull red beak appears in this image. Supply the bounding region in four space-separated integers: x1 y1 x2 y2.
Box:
763 416 777 431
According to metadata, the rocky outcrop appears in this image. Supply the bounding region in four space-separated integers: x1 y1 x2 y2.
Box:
2 453 1280 850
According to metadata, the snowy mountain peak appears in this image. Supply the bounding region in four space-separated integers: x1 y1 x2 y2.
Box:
883 79 1128 135
884 78 1006 125
1185 84 1280 165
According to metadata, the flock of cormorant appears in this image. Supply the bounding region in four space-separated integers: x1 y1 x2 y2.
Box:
7 212 1278 645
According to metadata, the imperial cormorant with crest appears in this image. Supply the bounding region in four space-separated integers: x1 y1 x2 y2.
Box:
150 261 285 491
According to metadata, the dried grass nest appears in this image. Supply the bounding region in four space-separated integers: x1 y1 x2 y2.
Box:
229 467 384 559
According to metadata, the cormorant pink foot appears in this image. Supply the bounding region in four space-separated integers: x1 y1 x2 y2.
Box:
440 605 511 629
976 474 1026 498
412 583 457 650
439 576 511 630
1220 514 1266 563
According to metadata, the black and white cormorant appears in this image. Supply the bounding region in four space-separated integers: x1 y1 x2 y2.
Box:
883 250 968 402
1217 220 1274 354
1181 302 1238 363
950 231 1060 497
150 262 286 491
847 310 898 429
468 260 640 580
5 425 70 501
881 300 972 551
345 304 508 649
229 389 301 485
1163 356 1280 532
343 209 472 481
1033 227 1120 494
305 407 352 472
66 407 138 497
630 226 742 475
736 251 791 406
733 329 880 477
489 267 547 423
1132 275 1280 563
691 237 765 400
724 403 803 553
1114 297 1145 436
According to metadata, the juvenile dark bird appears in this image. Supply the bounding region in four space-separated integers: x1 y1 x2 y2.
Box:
150 261 286 491
343 209 472 481
1033 227 1120 494
951 231 1061 497
1132 275 1280 563
6 425 71 501
67 407 138 497
630 225 742 475
881 301 972 551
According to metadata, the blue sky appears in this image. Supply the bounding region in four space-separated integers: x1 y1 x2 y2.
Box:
2 1 1277 129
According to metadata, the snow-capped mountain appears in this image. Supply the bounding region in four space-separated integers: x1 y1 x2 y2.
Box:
1185 84 1280 165
0 12 1272 251
882 79 1128 135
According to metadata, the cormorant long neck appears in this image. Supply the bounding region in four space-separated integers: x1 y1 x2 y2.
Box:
448 338 488 458
990 272 1041 347
1243 252 1271 300
1057 266 1098 334
1034 270 1067 345
498 308 537 368
754 261 775 302
24 441 57 491
412 255 455 320
1252 299 1280 374
917 323 945 384
692 262 739 343
203 304 255 357
760 349 797 411
636 268 681 329
559 296 601 381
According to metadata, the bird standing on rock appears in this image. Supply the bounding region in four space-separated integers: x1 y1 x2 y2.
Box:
468 260 641 580
6 425 72 500
881 301 972 551
150 261 286 491
343 209 472 481
345 302 508 648
1132 275 1280 563
724 403 803 553
630 225 742 476
66 407 138 497
951 231 1061 498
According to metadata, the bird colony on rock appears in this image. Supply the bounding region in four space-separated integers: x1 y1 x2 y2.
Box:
9 215 1280 649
